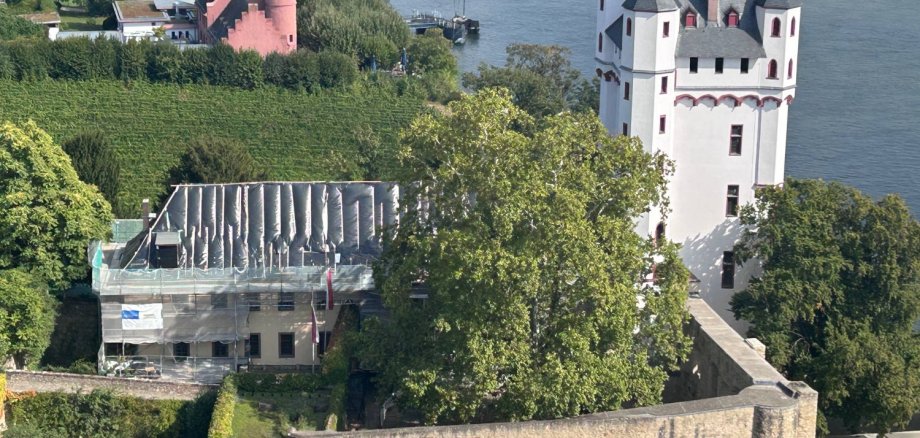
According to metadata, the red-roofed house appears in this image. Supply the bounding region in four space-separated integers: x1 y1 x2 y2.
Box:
196 0 296 56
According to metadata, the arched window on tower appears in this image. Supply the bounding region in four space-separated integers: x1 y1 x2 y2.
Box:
771 17 781 37
600 0 604 11
685 13 696 28
791 17 797 36
655 222 666 244
626 18 632 36
727 10 739 27
788 59 794 78
598 33 603 52
768 59 778 79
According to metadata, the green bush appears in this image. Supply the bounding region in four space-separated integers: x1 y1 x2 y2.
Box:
61 130 121 209
7 389 215 437
208 374 238 438
0 9 45 41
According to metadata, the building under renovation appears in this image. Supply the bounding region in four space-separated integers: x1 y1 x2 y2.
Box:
92 182 399 383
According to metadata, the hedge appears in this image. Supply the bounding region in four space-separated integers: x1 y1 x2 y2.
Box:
207 373 238 438
6 388 216 437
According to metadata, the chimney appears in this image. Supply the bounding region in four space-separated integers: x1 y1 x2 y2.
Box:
141 199 150 229
708 0 720 24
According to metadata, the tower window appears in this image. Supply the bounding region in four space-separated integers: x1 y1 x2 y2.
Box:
721 251 736 289
791 17 796 37
715 58 724 74
740 58 749 74
727 11 739 27
624 82 630 100
622 123 629 136
626 18 632 36
685 13 696 28
659 115 666 134
690 57 698 73
661 76 668 94
663 22 670 38
788 59 794 79
726 185 740 217
730 125 743 155
655 222 666 243
771 17 781 37
600 0 604 10
768 59 778 79
598 33 603 52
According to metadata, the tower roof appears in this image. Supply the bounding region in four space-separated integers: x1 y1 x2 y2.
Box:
677 0 767 58
605 16 624 51
755 0 802 9
621 0 679 12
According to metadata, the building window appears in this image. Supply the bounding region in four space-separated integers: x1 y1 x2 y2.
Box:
185 31 190 39
626 18 632 36
278 333 295 358
768 59 778 79
289 34 294 43
246 293 260 311
278 292 294 311
771 17 781 37
690 57 698 73
730 125 743 155
663 21 670 38
317 332 332 356
624 82 630 100
727 11 739 27
174 342 190 357
740 58 749 74
715 58 724 74
104 343 138 356
791 17 796 37
622 123 629 136
788 59 794 78
600 0 604 10
659 115 666 134
598 33 603 52
212 342 229 358
726 185 740 217
247 334 261 358
212 294 227 309
685 13 696 28
660 76 668 93
655 222 666 243
171 32 177 40
721 251 735 289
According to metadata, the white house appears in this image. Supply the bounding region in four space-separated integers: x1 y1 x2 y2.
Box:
114 0 171 41
596 0 802 329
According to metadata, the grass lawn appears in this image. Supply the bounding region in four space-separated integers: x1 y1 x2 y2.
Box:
59 11 105 31
231 391 330 437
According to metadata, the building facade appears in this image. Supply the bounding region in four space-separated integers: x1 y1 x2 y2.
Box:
93 182 399 383
596 0 802 328
196 0 297 56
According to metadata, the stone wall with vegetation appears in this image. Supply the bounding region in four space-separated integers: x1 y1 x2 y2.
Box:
6 370 214 401
293 298 818 438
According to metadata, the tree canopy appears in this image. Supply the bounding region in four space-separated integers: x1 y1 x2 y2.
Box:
0 269 57 368
0 10 44 42
61 131 121 213
359 89 690 424
463 44 599 117
731 179 920 434
0 121 112 289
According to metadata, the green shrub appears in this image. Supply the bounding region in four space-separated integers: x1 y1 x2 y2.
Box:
62 130 121 209
208 374 238 438
0 9 45 41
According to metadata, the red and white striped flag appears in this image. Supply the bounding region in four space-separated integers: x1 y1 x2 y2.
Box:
325 268 335 310
311 304 320 345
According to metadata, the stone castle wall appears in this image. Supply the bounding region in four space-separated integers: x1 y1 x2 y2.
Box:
293 298 818 438
6 371 215 401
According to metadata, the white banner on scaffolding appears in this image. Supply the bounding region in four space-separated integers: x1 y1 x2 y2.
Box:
121 304 163 330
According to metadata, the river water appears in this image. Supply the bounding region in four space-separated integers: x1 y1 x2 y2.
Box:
389 0 920 214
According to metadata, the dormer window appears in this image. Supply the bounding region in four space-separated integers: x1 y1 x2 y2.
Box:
727 10 739 27
685 13 697 28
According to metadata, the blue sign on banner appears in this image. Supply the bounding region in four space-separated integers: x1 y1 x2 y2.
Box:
121 310 140 319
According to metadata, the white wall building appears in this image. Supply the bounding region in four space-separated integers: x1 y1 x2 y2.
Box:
596 0 802 329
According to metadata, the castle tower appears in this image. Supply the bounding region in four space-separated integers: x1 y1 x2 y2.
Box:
596 0 803 329
264 0 297 51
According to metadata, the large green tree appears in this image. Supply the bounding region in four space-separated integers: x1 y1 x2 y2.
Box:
731 179 920 434
0 269 57 368
463 44 599 117
360 89 690 424
61 131 121 212
0 121 112 288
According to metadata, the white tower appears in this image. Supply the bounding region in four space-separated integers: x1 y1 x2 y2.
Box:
596 0 803 329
